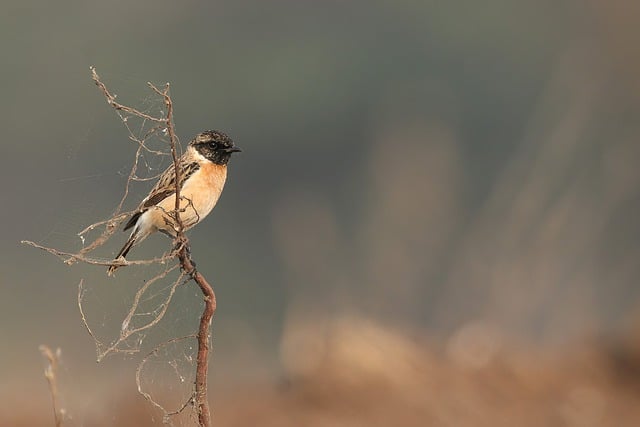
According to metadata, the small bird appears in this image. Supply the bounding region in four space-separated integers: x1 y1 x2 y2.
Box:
107 130 241 275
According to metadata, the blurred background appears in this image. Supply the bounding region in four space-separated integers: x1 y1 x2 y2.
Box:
2 0 640 425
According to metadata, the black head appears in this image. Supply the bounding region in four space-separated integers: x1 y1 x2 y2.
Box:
190 130 241 165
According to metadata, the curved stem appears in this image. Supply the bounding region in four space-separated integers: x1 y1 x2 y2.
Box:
177 242 216 427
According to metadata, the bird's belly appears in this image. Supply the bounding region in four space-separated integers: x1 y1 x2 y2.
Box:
153 164 227 232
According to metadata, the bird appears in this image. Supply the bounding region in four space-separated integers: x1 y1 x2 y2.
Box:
107 130 241 275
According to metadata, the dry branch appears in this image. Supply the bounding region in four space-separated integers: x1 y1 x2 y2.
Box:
23 67 219 427
22 239 174 268
177 242 217 426
92 67 218 427
39 345 65 427
78 265 185 362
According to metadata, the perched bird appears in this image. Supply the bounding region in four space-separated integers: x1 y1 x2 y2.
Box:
107 130 241 275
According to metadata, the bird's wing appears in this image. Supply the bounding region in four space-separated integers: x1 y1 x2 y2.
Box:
123 159 200 231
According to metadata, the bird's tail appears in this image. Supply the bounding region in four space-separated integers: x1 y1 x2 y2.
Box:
107 231 137 276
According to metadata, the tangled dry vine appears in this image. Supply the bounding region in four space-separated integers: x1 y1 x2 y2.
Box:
23 67 217 427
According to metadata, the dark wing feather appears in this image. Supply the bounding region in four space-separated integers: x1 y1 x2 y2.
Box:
123 211 142 231
123 159 200 231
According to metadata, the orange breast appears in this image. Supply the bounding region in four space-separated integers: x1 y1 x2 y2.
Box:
153 162 227 232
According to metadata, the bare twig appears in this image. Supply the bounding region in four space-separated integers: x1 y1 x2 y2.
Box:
177 244 216 426
78 265 184 362
25 67 219 427
91 67 164 123
22 239 174 268
39 345 65 427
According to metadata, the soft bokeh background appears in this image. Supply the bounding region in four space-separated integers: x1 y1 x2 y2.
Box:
2 0 640 425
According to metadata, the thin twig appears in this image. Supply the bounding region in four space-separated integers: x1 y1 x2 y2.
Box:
22 240 175 268
39 345 65 427
148 82 185 235
90 67 164 123
80 265 184 362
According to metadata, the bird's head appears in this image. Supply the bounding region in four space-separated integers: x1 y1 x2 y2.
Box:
190 130 241 165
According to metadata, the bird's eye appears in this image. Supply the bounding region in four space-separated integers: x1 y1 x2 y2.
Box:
208 142 218 149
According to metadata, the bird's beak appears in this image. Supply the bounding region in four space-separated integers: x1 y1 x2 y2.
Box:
225 146 242 153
